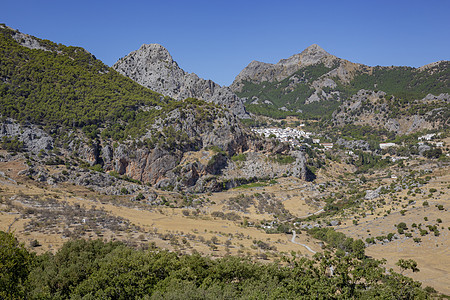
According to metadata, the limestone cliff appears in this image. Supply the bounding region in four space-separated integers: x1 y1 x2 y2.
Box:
113 44 249 119
231 44 358 91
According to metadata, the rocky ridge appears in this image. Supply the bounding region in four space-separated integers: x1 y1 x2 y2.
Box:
230 44 367 109
230 44 358 92
113 44 249 119
1 104 310 194
0 24 49 51
0 118 53 154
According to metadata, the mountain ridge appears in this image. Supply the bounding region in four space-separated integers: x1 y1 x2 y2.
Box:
230 44 355 91
113 43 249 119
230 43 449 127
230 44 449 92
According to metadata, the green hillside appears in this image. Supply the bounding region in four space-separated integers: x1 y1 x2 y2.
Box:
0 26 174 138
340 63 450 100
236 63 339 119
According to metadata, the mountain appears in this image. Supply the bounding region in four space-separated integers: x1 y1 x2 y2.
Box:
231 44 450 130
113 44 249 119
0 25 309 193
231 44 351 89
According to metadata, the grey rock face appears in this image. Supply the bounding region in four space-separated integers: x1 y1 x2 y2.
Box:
365 186 383 200
94 105 248 187
0 24 50 51
221 149 308 183
418 144 431 155
0 119 53 153
332 90 447 135
113 44 249 119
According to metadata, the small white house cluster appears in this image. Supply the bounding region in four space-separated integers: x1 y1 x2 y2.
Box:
418 133 438 141
252 127 312 146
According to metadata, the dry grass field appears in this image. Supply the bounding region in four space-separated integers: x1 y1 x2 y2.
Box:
0 155 322 260
1 148 449 294
335 165 450 294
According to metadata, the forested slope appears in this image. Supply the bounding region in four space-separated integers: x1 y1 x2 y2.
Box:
1 231 437 299
0 24 167 137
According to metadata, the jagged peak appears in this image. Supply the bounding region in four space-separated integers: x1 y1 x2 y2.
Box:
302 44 328 54
138 43 169 52
277 44 332 67
133 43 173 62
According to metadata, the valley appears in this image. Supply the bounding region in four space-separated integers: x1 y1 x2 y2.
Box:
1 131 449 294
0 23 449 298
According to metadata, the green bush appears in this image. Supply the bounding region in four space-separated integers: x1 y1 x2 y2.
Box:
231 153 247 162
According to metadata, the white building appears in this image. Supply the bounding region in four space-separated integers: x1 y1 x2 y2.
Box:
379 143 397 150
418 133 436 141
252 127 313 147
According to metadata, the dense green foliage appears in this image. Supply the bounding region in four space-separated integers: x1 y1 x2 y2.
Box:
0 231 32 299
0 27 163 129
338 124 395 143
342 64 450 101
0 232 437 299
1 136 25 152
308 227 365 259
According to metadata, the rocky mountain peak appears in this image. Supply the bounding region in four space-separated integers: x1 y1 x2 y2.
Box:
113 44 249 118
231 44 335 91
136 43 174 63
302 44 328 56
277 44 332 68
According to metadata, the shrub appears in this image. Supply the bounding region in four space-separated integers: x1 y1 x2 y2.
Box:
231 153 247 162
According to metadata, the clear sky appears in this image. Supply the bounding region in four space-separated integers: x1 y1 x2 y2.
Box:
2 0 449 86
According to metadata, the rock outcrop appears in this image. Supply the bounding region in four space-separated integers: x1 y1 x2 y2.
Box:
113 44 249 119
0 118 53 153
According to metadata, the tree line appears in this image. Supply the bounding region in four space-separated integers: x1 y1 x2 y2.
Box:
1 231 438 299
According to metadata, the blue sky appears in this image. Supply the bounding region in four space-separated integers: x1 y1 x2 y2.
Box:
2 0 449 86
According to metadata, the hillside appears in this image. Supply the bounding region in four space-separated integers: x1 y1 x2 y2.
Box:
0 25 310 191
230 44 450 129
0 25 162 131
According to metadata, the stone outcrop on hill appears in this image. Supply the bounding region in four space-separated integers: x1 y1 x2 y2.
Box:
230 44 359 92
232 44 333 88
113 44 249 119
0 118 53 154
332 91 450 135
1 103 309 193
